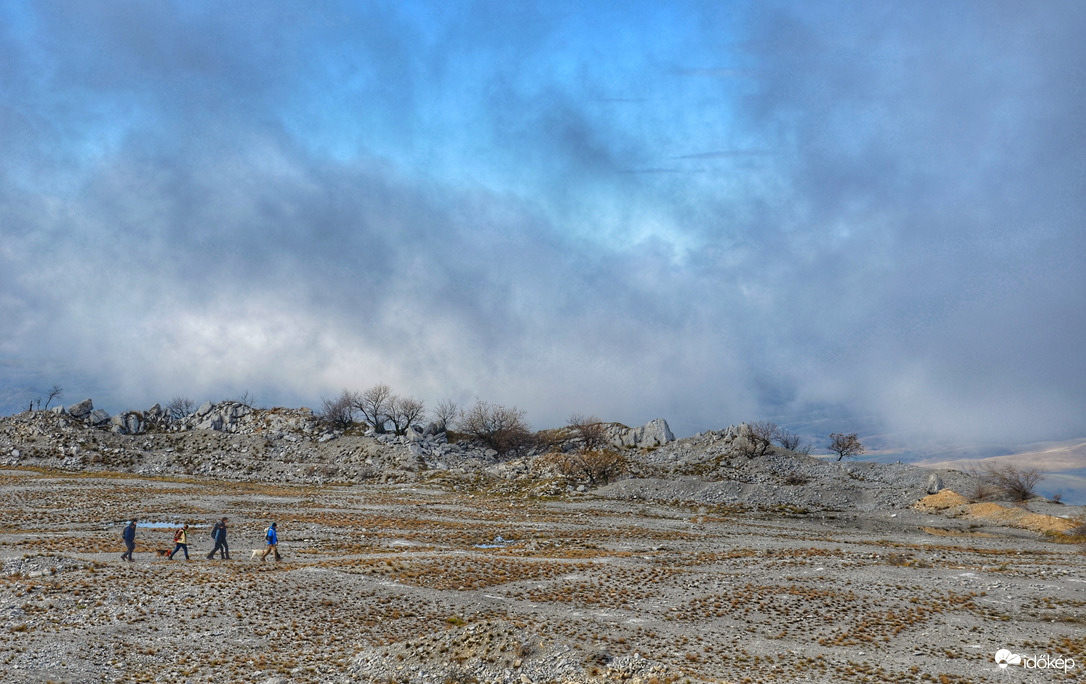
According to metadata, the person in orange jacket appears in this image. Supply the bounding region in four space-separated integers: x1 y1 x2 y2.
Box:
169 524 190 560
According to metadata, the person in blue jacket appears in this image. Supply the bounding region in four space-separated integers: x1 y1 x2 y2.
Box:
120 520 136 562
207 517 229 560
261 522 280 561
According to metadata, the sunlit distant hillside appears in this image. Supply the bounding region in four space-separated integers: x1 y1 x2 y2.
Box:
908 439 1086 506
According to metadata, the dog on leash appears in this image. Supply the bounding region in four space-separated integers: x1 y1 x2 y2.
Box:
249 549 264 560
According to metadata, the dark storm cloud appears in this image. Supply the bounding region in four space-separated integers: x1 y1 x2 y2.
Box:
1 1 1083 446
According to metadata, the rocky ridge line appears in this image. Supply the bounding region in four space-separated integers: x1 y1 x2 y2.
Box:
2 399 978 511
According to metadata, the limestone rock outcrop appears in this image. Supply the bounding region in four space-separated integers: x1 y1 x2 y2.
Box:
606 418 675 449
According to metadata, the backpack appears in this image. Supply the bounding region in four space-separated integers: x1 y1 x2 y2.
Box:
210 522 220 539
174 528 184 542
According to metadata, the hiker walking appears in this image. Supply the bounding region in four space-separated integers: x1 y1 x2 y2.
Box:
207 517 229 560
261 522 281 562
169 524 190 560
120 520 136 562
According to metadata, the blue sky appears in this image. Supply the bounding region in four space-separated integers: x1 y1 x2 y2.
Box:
2 0 1084 447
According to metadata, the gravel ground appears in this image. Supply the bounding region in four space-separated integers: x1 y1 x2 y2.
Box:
1 408 1084 682
0 469 1083 683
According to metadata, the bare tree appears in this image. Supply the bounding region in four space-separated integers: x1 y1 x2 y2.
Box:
567 414 608 452
352 383 393 433
460 399 533 457
430 399 461 433
167 396 196 421
738 421 777 458
44 385 63 410
751 421 778 456
829 432 865 461
319 389 355 428
388 396 426 435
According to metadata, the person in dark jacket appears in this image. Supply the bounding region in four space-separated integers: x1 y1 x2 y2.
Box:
261 522 280 561
121 520 136 562
207 517 229 560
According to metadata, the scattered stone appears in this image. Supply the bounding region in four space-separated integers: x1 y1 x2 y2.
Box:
927 473 943 494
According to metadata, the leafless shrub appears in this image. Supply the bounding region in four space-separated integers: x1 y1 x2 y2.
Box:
430 399 461 433
167 396 196 421
567 414 608 452
538 449 628 487
828 432 865 461
319 390 355 428
970 480 999 502
459 399 533 458
233 390 259 408
388 396 426 435
773 426 812 455
775 428 798 450
783 473 810 486
979 463 1045 502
